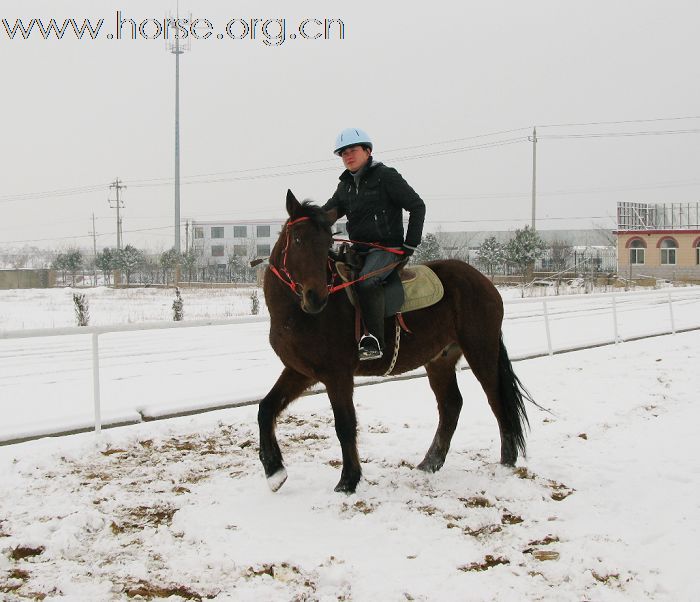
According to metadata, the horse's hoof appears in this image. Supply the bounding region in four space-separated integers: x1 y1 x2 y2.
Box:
417 457 443 473
267 467 288 492
334 478 359 494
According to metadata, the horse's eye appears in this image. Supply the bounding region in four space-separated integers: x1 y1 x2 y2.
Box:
294 236 301 245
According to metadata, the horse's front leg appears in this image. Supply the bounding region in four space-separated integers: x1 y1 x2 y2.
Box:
258 367 315 492
325 374 361 494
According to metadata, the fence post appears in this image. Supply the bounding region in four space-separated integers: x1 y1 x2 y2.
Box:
611 294 620 344
542 299 553 356
668 291 676 334
91 333 102 434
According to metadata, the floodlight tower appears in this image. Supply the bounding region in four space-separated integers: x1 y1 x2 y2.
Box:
167 6 190 256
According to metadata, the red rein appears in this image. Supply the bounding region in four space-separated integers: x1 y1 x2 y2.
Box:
270 217 405 296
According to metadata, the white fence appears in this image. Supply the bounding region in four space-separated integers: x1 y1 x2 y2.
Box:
1 288 700 444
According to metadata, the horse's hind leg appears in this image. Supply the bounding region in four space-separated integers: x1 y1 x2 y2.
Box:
460 333 528 466
417 344 464 473
258 367 316 491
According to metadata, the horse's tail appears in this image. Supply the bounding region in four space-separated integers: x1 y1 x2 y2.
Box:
497 332 532 462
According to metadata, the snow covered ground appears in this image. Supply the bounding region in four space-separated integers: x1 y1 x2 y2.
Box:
0 287 266 331
0 331 698 600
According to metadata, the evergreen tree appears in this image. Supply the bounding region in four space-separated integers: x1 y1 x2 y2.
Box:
52 253 68 284
414 233 443 263
172 287 184 321
505 226 548 294
73 293 90 326
250 290 260 315
477 236 506 279
64 249 83 286
115 245 144 286
160 247 179 284
95 248 115 285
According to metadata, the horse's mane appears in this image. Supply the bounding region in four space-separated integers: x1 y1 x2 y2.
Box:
291 201 332 233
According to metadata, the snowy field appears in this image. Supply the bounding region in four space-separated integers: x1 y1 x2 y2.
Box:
0 331 699 600
0 287 266 330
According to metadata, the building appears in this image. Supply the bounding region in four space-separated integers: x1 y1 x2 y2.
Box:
189 219 349 268
616 202 700 281
190 220 284 267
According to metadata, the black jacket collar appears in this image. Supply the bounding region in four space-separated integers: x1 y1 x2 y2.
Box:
338 156 383 182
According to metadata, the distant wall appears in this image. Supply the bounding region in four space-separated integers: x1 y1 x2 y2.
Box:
0 269 56 290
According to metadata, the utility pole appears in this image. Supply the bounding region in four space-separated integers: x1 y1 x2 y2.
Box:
109 178 126 249
529 126 538 230
185 220 189 253
168 7 190 283
90 213 98 286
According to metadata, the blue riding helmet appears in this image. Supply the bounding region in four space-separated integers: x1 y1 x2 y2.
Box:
333 128 373 155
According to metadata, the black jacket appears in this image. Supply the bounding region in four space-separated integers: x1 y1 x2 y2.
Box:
323 158 425 251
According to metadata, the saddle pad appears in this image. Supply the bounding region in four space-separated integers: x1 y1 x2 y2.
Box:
399 264 444 313
335 263 444 314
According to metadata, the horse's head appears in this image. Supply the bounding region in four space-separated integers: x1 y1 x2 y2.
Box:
269 190 333 314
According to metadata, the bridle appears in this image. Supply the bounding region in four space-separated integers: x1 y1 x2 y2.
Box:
269 216 311 296
269 216 406 297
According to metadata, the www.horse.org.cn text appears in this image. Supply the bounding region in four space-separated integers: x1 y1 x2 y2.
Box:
1 13 347 46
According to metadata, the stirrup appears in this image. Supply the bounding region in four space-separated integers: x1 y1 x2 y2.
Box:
358 334 383 361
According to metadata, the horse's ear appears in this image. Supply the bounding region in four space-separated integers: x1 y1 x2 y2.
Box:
286 189 301 218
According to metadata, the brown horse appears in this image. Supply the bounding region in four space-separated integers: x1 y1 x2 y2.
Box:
258 190 533 493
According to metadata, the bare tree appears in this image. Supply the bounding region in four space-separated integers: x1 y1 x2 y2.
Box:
549 239 574 272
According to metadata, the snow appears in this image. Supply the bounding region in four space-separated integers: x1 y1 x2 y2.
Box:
0 286 699 599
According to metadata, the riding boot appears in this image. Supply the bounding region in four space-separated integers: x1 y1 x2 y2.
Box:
357 284 385 361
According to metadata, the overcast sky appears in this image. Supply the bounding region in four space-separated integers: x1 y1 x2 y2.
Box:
2 0 699 251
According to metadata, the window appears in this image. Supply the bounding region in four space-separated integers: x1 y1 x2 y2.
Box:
211 245 225 257
256 244 271 257
233 225 247 238
193 227 204 239
659 238 677 265
629 239 645 265
211 227 224 239
256 225 271 238
233 245 247 257
695 239 700 265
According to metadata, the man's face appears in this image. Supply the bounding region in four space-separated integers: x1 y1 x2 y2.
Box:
340 145 371 172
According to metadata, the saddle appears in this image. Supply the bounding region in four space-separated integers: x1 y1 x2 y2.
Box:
334 261 444 316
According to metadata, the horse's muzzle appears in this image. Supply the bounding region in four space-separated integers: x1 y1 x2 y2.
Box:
300 288 328 314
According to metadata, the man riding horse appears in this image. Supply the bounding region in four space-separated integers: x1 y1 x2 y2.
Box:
323 128 426 361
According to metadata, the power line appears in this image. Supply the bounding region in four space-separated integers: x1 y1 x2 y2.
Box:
125 125 534 187
1 225 175 245
128 137 529 190
538 114 700 129
4 115 700 203
0 183 108 204
539 128 700 140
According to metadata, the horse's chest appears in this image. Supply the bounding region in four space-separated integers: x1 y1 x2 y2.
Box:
270 316 314 357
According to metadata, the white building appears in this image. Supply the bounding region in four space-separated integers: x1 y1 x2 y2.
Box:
190 218 349 268
190 220 284 267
